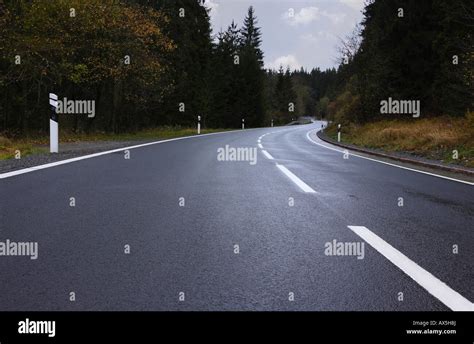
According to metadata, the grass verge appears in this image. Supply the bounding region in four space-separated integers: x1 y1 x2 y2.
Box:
0 127 231 160
325 116 474 168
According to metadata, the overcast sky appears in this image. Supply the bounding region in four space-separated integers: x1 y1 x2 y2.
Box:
206 0 366 71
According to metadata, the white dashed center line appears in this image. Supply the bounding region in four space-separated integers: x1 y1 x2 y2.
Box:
261 150 274 160
276 164 316 193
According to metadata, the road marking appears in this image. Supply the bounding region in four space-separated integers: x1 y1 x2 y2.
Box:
257 139 261 143
258 143 263 149
306 130 474 186
347 225 474 311
0 126 298 180
0 129 268 180
276 164 316 193
261 150 274 160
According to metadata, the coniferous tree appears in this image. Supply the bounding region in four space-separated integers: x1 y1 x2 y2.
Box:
238 6 266 127
135 0 213 126
210 21 243 128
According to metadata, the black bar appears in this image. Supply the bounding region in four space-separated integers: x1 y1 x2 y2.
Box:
0 312 471 343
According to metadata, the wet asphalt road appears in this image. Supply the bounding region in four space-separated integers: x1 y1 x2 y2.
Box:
0 122 472 310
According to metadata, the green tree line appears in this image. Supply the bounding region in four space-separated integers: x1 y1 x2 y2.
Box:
0 0 267 135
322 0 473 124
1 0 471 136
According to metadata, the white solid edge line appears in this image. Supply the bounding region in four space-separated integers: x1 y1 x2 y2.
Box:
276 164 316 193
258 143 263 149
347 226 474 311
0 126 299 180
0 128 266 180
306 130 474 186
261 150 274 160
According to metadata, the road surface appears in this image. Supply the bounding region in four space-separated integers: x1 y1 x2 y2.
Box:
0 122 472 311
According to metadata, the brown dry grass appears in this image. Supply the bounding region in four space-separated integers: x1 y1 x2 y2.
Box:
328 114 474 167
0 127 230 160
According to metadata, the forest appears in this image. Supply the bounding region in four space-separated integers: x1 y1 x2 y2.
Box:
0 0 472 136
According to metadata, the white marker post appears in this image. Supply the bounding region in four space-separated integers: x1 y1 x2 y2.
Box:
49 93 59 153
271 119 274 127
337 124 341 142
197 115 201 135
242 118 245 130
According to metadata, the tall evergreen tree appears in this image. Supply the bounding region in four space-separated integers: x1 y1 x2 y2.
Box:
135 0 213 126
238 6 266 127
210 21 243 128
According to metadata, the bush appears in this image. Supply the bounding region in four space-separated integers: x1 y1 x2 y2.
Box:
328 90 360 125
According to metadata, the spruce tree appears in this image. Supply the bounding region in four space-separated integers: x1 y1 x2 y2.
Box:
238 6 266 127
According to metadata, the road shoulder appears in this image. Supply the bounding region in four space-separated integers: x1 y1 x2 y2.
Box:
311 129 474 184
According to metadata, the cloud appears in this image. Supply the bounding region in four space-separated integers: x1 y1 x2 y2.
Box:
301 31 333 44
266 55 301 71
205 0 219 19
321 11 347 25
282 6 347 26
282 7 320 26
339 0 366 11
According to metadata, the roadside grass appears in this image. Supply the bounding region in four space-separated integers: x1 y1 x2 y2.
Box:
0 136 49 160
0 127 231 160
325 115 474 168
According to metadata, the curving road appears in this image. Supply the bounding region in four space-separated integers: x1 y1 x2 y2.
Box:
0 121 472 311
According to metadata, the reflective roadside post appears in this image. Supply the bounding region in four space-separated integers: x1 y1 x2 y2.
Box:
271 118 274 127
337 124 341 142
49 93 58 153
242 118 245 130
197 115 201 135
